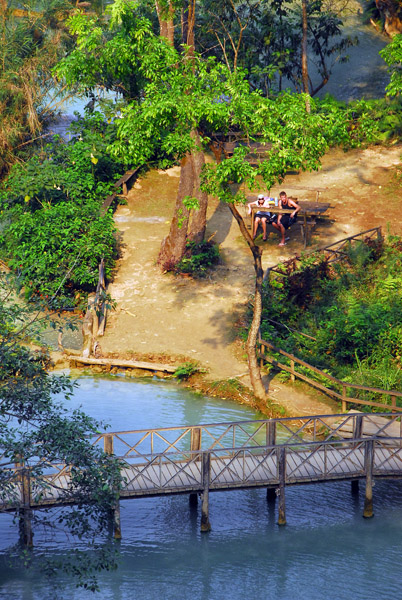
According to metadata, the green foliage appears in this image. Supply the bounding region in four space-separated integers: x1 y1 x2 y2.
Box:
0 273 122 588
260 236 402 405
174 361 204 380
175 241 220 277
55 6 377 204
196 0 357 97
381 34 402 97
0 0 75 174
0 112 123 306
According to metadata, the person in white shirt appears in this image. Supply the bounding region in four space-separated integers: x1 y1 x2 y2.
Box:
248 194 271 241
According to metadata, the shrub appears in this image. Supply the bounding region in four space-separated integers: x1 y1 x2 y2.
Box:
0 112 124 306
175 240 220 277
259 236 402 393
174 361 204 380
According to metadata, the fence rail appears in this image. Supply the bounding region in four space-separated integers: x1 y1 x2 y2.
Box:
258 338 402 412
259 226 400 412
265 226 383 280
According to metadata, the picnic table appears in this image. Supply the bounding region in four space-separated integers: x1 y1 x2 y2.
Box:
247 197 331 247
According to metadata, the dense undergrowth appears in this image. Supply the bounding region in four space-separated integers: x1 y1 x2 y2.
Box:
260 235 402 408
175 240 220 277
0 112 124 308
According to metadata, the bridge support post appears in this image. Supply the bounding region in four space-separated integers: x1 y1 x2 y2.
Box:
277 447 286 526
16 460 33 548
189 493 198 507
104 434 122 539
363 440 374 519
353 414 363 441
201 453 211 532
351 480 359 495
266 488 276 503
190 427 201 507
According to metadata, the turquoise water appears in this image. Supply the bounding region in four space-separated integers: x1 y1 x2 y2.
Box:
1 376 402 599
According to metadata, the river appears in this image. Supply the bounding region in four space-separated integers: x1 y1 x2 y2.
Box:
1 376 401 600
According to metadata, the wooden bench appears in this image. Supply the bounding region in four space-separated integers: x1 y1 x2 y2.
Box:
114 167 141 196
101 167 141 215
300 219 317 247
246 195 330 247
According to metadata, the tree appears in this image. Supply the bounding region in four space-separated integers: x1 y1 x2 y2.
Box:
196 0 357 97
0 111 121 307
0 273 121 590
0 0 76 175
55 1 378 398
380 33 402 95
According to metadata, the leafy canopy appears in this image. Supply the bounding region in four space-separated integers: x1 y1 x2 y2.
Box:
380 34 402 97
0 273 122 590
55 1 378 205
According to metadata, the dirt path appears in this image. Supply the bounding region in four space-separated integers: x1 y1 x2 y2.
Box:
100 144 402 415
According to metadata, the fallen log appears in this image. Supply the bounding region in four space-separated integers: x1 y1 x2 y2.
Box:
71 356 177 373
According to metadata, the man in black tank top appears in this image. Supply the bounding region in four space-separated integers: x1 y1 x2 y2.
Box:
271 191 300 246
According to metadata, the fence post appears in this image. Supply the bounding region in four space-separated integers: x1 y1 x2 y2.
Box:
377 227 383 242
16 457 33 548
391 395 397 411
277 447 286 526
259 341 266 369
189 427 202 506
363 440 374 519
266 421 277 502
201 452 211 532
267 421 276 447
104 434 122 539
290 359 295 382
342 385 347 413
353 414 363 441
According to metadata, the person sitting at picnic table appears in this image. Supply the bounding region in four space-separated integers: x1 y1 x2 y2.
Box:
271 191 300 246
248 194 271 241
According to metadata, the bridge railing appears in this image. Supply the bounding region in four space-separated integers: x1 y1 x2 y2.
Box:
112 435 402 496
92 412 402 460
2 413 401 510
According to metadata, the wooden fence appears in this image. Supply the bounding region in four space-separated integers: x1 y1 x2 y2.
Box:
259 225 401 412
258 338 402 412
265 226 383 280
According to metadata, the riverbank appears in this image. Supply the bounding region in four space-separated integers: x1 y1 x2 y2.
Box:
64 143 401 417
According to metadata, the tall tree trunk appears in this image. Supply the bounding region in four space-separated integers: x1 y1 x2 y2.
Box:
228 203 267 401
301 0 311 113
188 129 208 243
158 153 193 269
155 0 175 46
375 0 402 36
156 0 207 267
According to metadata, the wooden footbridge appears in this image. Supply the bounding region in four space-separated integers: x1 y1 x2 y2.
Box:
4 412 402 544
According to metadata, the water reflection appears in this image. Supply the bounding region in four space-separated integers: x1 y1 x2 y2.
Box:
1 378 401 600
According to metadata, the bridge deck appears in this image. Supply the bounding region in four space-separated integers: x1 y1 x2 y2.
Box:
5 440 401 509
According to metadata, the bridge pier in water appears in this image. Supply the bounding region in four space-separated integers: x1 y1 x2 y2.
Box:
363 440 374 518
201 453 211 532
17 460 33 548
104 434 122 539
277 447 286 526
189 493 198 507
351 480 359 495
